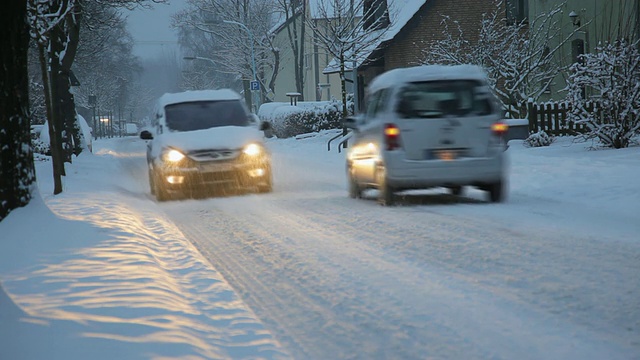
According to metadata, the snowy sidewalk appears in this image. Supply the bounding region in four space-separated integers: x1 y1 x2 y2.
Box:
0 153 289 360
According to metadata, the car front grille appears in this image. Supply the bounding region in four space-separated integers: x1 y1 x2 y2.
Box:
189 149 239 162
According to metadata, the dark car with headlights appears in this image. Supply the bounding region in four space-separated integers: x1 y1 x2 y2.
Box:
140 89 272 201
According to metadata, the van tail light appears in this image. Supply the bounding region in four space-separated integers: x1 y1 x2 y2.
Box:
384 123 401 150
491 122 509 137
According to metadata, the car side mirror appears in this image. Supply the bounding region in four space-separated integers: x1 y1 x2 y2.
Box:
140 130 153 140
259 121 274 138
342 116 358 130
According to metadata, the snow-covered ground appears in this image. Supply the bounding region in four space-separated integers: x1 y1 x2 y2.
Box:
1 132 639 359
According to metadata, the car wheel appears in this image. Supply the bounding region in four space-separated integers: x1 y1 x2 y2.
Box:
153 171 170 202
348 168 361 199
256 171 273 193
257 179 273 193
148 168 156 195
448 185 463 196
488 180 506 203
376 165 396 206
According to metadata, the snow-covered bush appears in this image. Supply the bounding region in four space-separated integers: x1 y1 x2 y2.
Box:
261 99 346 138
524 130 555 147
31 137 51 155
565 39 640 149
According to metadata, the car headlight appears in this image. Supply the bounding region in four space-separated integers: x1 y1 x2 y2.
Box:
162 149 186 163
243 143 262 157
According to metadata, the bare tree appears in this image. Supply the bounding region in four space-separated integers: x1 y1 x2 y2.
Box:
422 0 579 118
566 38 640 149
275 0 306 100
0 0 35 222
307 0 391 117
173 0 278 108
422 0 580 118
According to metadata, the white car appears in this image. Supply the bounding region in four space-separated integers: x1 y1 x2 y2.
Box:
140 89 272 201
345 64 509 205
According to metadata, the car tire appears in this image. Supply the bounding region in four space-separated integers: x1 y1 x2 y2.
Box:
148 168 156 196
152 171 170 202
376 165 396 206
256 172 273 193
348 168 361 199
257 180 273 193
488 180 506 203
448 185 463 196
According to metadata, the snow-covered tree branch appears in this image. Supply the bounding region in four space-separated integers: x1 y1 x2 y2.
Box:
566 38 640 148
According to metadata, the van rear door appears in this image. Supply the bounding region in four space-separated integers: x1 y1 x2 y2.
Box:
393 80 497 161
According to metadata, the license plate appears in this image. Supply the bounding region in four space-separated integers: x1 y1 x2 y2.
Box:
200 162 233 172
436 150 456 161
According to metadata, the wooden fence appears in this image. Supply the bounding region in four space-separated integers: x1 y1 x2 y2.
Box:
526 101 588 136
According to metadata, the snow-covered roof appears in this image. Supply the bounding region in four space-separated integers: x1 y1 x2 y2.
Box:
367 64 488 92
157 89 242 109
323 0 427 74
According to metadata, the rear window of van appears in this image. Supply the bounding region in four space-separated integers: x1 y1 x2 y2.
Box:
397 80 495 118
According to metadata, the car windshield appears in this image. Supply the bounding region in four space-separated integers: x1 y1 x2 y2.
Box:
397 80 494 118
164 100 249 131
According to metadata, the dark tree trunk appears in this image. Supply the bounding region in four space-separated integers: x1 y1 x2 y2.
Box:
39 44 64 194
0 0 36 221
59 1 83 157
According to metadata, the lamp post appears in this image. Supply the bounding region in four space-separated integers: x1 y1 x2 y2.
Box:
183 55 216 66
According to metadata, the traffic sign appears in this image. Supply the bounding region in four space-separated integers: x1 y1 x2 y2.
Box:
250 80 260 91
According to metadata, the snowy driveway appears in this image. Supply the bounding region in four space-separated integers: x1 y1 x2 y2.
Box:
117 134 639 360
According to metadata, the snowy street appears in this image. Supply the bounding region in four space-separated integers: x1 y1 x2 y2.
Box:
1 132 639 359
116 133 639 360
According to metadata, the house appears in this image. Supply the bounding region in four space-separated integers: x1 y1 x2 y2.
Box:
323 0 502 111
528 0 640 100
268 1 344 103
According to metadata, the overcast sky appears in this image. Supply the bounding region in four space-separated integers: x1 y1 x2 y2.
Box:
125 1 185 60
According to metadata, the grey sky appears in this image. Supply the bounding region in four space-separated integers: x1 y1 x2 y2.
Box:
125 1 185 59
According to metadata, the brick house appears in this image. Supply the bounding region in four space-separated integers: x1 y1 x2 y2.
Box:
334 0 506 111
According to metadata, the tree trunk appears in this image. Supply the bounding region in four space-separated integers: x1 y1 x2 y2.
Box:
340 52 348 118
39 44 65 194
60 2 83 157
0 0 36 221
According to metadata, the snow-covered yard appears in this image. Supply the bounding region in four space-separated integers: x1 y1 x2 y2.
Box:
1 132 639 359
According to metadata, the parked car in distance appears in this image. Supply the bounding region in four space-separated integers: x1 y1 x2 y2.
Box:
140 89 272 201
345 64 509 206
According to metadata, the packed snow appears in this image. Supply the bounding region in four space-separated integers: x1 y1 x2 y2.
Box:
1 131 639 359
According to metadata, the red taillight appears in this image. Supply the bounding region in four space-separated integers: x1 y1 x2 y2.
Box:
491 122 509 137
384 123 401 150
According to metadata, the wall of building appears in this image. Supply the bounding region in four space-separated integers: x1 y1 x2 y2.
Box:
530 0 639 100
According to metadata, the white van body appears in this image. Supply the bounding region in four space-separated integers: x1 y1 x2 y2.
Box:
346 65 509 205
141 89 272 201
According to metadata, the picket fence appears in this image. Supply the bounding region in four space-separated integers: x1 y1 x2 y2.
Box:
526 101 588 136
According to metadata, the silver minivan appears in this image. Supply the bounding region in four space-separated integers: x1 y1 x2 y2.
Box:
344 65 509 205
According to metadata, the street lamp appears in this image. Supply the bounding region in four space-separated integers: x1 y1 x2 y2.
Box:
183 56 216 66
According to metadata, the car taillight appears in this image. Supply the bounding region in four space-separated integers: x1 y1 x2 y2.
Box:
384 123 401 150
491 122 508 137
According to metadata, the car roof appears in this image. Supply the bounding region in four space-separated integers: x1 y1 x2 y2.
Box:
367 64 488 93
158 89 242 108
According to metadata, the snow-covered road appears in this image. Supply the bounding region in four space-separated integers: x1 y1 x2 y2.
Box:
115 134 639 360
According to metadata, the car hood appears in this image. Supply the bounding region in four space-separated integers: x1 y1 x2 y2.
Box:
157 126 264 152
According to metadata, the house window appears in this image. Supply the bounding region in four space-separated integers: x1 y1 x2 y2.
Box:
363 0 390 30
506 0 528 24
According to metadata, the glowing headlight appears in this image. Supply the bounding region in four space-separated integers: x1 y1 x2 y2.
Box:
163 149 186 163
243 143 262 156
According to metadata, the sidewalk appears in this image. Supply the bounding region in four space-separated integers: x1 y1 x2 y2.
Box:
0 151 289 360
